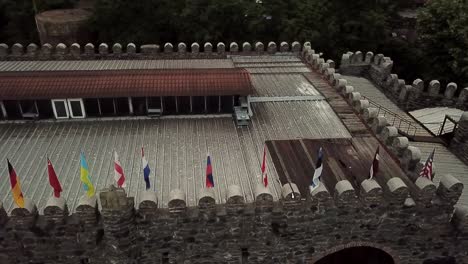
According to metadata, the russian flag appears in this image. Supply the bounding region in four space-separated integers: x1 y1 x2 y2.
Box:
206 155 214 188
142 147 151 190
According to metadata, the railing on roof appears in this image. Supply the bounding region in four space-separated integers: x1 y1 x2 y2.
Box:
361 95 420 137
438 115 459 136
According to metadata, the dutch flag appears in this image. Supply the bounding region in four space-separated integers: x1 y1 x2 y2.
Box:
142 147 151 190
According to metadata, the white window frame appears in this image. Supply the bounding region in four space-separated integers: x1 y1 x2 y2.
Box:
67 98 86 119
51 99 70 119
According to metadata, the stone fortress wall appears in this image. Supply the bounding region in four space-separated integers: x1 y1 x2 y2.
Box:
335 50 468 164
0 43 466 264
0 41 302 61
339 51 468 112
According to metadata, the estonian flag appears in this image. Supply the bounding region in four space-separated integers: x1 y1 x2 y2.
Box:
142 147 151 190
206 155 214 188
310 147 324 192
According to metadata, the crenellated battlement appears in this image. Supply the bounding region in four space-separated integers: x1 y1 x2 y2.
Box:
339 51 468 111
0 41 303 61
0 174 466 263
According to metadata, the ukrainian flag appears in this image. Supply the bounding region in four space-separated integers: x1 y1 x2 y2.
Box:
80 152 95 197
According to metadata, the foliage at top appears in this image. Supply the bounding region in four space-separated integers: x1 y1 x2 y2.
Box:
417 0 468 85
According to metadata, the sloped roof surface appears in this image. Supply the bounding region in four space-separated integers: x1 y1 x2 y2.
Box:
0 68 253 99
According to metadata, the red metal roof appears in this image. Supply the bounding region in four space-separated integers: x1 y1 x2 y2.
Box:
0 68 253 100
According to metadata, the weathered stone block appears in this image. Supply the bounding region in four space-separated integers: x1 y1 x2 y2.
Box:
267 42 277 53
217 42 225 53
428 80 440 95
191 43 200 53
99 43 108 55
402 146 421 171
139 190 158 209
141 44 159 54
243 42 252 52
26 43 38 56
198 188 216 209
255 184 273 208
291 41 301 52
365 51 374 64
112 43 122 54
0 43 8 57
178 42 187 53
204 42 213 53
255 42 264 52
127 43 136 54
445 82 458 99
56 43 67 55
229 42 239 52
12 43 24 56
70 43 81 57
84 43 95 55
168 189 186 212
279 42 289 52
164 43 173 53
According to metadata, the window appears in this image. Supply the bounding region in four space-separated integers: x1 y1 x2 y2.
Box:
177 96 190 114
36 100 54 119
115 98 130 115
132 97 146 116
99 98 115 116
162 96 176 115
83 99 100 117
191 96 205 114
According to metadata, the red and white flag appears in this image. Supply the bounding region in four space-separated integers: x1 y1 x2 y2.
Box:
261 145 268 187
114 151 126 188
420 148 435 180
369 146 380 180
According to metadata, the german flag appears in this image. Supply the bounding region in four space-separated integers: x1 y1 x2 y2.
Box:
7 159 25 208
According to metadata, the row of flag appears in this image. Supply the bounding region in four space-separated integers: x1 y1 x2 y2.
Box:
6 143 435 208
7 148 216 208
307 145 436 192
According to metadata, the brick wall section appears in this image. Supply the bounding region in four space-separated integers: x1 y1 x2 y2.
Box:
0 185 466 264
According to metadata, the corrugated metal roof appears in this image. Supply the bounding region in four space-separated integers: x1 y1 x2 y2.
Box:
0 100 350 213
409 107 463 135
0 59 235 71
251 74 320 97
0 69 253 99
412 142 468 207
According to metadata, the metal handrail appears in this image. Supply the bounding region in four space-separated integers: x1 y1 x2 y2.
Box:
438 115 459 136
361 95 420 137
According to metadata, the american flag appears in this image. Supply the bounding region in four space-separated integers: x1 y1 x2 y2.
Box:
420 148 435 180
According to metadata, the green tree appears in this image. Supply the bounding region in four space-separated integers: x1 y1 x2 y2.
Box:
417 0 468 85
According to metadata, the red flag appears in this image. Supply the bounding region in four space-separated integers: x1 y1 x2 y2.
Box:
114 151 126 188
47 158 62 198
261 146 268 187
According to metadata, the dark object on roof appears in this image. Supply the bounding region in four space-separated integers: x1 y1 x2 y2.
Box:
266 137 406 197
0 68 253 100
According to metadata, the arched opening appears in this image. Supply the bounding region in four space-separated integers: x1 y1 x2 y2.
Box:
315 246 394 264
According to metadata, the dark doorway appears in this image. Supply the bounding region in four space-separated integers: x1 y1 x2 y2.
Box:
36 100 54 119
132 97 147 116
177 96 191 114
115 98 130 115
3 100 22 119
207 96 219 113
162 96 176 115
84 98 101 117
315 246 394 264
192 96 205 114
220 96 234 113
100 98 115 116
